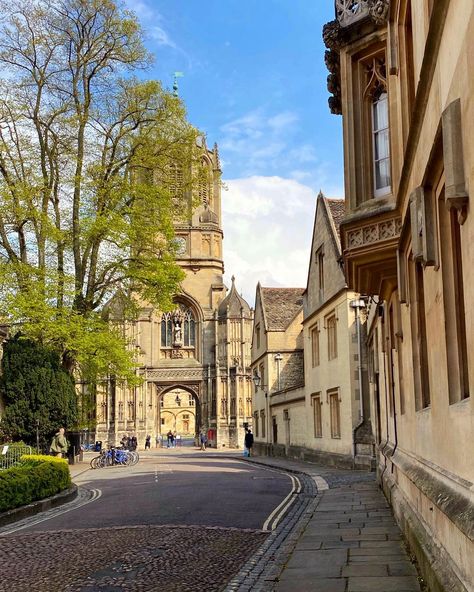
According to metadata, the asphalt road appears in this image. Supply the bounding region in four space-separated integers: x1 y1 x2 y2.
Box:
26 450 294 532
0 451 295 591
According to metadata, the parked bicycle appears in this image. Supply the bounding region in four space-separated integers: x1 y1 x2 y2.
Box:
90 446 139 469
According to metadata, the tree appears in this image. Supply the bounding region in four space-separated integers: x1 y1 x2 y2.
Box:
0 0 201 382
0 336 78 448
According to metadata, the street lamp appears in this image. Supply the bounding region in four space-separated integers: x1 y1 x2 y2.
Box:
252 371 270 448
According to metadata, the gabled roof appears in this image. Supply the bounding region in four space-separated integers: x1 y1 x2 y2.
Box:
305 191 345 294
326 198 345 240
260 287 304 331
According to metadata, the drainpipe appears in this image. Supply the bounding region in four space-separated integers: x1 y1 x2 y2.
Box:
350 299 366 463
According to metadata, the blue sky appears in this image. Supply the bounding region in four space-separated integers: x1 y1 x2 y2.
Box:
127 0 344 303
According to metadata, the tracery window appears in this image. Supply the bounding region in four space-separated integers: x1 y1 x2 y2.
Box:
169 163 183 201
365 56 391 197
161 305 196 347
198 158 212 207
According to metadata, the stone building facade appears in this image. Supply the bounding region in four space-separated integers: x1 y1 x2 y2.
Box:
302 193 373 469
251 285 305 456
96 139 253 449
250 194 373 469
324 1 474 590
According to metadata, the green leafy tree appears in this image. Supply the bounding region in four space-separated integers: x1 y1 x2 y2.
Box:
0 336 78 448
0 0 201 382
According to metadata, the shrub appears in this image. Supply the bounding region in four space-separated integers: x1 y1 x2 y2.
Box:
0 455 71 513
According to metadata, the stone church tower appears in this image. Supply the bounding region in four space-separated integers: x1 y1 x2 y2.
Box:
95 139 253 448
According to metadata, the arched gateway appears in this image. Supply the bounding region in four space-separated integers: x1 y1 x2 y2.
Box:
95 138 253 449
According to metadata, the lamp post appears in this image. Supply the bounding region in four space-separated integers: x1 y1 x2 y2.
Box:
252 371 270 450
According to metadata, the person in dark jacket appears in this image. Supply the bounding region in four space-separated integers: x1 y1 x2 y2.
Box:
244 429 254 457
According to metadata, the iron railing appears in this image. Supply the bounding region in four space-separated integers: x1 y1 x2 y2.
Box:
0 444 33 470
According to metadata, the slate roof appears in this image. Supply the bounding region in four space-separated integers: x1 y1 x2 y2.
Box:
260 287 304 331
326 198 345 238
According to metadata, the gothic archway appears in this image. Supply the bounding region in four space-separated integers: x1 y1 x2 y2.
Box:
155 384 202 443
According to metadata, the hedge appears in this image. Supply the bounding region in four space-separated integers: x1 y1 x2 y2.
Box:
0 454 71 512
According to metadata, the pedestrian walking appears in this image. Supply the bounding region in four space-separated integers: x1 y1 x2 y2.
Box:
156 435 160 448
120 434 128 448
200 431 207 451
131 435 137 451
172 431 177 447
244 429 254 457
176 433 181 447
167 430 173 448
50 427 69 458
145 434 151 449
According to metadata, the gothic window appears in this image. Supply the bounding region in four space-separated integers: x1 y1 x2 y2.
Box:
161 312 173 347
183 309 196 347
364 55 391 198
198 158 212 206
372 91 391 194
161 306 196 348
169 163 183 201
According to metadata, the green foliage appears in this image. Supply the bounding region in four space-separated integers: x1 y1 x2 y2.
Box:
0 337 78 447
0 455 71 513
0 0 203 383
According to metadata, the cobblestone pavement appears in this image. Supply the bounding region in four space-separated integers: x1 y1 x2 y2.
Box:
0 524 268 592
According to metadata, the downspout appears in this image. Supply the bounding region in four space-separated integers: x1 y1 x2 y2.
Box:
351 300 365 464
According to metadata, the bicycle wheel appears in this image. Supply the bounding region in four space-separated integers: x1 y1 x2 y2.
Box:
90 456 100 469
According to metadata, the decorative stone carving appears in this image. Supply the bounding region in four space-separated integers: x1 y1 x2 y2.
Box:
347 216 401 248
144 368 205 381
322 19 346 51
335 0 389 28
368 0 390 25
336 0 370 27
324 1 390 115
325 49 342 115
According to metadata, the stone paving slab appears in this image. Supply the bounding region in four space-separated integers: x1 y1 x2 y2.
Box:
240 455 423 592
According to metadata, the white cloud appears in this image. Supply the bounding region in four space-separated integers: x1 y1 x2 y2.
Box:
219 108 333 186
124 0 178 51
222 176 316 305
150 25 176 49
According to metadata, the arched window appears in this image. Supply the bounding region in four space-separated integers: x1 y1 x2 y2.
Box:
198 159 211 206
168 163 183 200
161 305 196 348
183 308 196 347
364 56 391 197
161 312 173 347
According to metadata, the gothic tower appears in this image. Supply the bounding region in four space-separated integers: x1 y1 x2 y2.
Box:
96 138 253 448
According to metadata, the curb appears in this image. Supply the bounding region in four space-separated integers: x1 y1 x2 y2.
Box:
0 484 78 528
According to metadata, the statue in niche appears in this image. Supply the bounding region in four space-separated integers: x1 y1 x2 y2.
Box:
172 307 184 346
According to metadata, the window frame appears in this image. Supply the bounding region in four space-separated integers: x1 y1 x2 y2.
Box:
312 393 323 438
311 323 320 367
326 312 338 361
328 389 341 439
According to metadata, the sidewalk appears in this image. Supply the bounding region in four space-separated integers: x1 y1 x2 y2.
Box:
246 455 423 592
